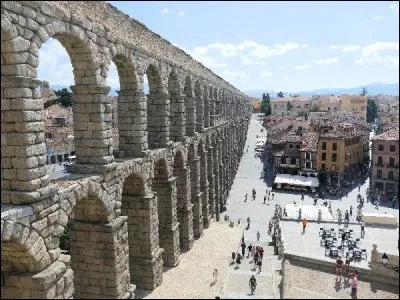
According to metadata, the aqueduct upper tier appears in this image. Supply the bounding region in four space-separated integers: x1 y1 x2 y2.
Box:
1 1 252 298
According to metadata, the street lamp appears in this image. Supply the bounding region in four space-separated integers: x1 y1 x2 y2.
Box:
381 253 399 273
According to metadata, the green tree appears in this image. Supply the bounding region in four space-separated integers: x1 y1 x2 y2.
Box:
366 97 378 123
55 88 73 108
261 93 271 116
360 87 368 96
277 91 284 98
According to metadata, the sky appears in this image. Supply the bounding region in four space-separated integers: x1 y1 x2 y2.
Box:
38 1 399 93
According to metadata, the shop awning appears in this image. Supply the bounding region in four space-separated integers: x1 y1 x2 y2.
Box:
274 173 319 187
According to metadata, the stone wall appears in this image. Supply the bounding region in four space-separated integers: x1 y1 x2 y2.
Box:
1 1 252 298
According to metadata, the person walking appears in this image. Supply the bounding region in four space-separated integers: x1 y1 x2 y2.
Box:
350 206 353 217
231 252 236 264
360 220 365 237
241 241 246 257
247 244 253 258
302 218 308 232
335 256 344 278
350 270 358 298
213 269 218 283
345 210 350 226
263 196 266 204
251 245 256 259
256 231 260 241
253 251 259 268
249 275 257 294
341 231 346 247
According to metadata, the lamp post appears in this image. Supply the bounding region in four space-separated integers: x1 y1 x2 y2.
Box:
381 253 399 273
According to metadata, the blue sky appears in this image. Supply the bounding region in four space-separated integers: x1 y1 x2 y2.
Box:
38 1 399 93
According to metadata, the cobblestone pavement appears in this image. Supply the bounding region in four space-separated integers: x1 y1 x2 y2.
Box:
135 222 242 299
285 262 399 299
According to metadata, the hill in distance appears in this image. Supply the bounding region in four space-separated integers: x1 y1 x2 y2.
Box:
245 82 399 99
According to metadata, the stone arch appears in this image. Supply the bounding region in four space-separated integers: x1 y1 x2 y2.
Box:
198 139 210 228
121 171 163 289
152 158 180 267
184 75 196 136
1 220 51 299
146 64 169 149
168 70 185 142
173 150 194 251
109 47 145 157
203 84 211 128
194 80 204 132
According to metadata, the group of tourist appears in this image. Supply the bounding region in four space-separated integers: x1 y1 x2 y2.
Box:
335 255 359 298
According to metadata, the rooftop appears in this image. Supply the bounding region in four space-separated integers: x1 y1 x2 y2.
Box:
301 132 319 152
373 127 399 141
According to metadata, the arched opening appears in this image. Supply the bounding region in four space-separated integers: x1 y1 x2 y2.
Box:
173 151 194 251
195 81 204 133
121 172 163 289
153 159 180 267
204 85 211 128
146 65 169 149
184 76 195 136
198 139 210 228
168 70 185 142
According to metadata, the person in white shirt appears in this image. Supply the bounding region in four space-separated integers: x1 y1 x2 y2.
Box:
361 221 365 236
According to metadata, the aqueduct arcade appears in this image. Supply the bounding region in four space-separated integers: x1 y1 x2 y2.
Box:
1 1 252 298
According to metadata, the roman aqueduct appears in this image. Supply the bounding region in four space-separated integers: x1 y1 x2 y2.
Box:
1 1 252 298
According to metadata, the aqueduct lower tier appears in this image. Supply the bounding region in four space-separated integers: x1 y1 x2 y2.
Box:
1 1 253 299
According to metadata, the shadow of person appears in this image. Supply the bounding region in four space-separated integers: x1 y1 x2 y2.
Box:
335 276 342 292
210 281 216 287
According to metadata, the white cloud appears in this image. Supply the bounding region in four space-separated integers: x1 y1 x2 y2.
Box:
314 57 339 65
284 76 290 80
295 64 311 70
330 45 361 52
279 66 285 70
374 15 384 20
221 70 248 80
177 11 185 17
355 41 399 67
241 56 265 65
161 8 170 14
259 70 273 79
389 3 399 15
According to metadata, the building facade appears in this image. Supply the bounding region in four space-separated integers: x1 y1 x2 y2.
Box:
371 128 399 196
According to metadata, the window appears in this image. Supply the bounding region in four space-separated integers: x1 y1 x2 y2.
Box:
322 142 326 150
332 143 337 151
295 144 300 149
390 145 396 152
389 157 395 166
306 152 311 160
328 107 331 111
289 144 294 148
281 157 286 164
377 169 382 179
322 153 326 161
306 162 311 169
378 144 384 151
388 171 394 180
321 163 326 169
291 158 296 165
377 156 383 166
331 153 337 162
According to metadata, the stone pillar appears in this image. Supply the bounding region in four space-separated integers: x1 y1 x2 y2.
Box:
156 177 180 267
70 85 114 172
1 76 52 205
204 89 211 128
176 167 194 251
169 92 186 142
207 147 216 218
124 192 163 290
117 90 148 157
213 145 221 220
191 157 203 239
147 88 169 148
196 87 204 133
185 93 196 137
69 216 132 298
200 150 210 228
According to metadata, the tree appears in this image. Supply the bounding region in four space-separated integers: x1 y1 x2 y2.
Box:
54 88 73 108
366 97 378 123
360 87 368 96
286 101 292 111
261 93 271 116
277 91 284 98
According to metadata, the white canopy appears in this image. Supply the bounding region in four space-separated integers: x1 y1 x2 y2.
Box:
274 173 319 187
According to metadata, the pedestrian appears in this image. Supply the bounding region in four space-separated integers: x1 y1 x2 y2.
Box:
358 184 361 192
350 270 358 298
257 258 262 273
272 193 274 199
256 231 260 241
231 252 236 264
350 206 353 217
263 196 266 204
247 244 252 258
260 247 264 260
345 210 350 225
254 251 259 268
213 269 218 283
344 252 352 273
360 220 365 237
341 231 346 247
241 241 246 257
236 253 242 267
335 256 344 278
251 245 256 258
302 218 308 232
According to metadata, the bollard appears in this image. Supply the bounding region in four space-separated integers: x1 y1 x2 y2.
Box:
298 208 302 220
318 209 322 223
338 209 342 224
